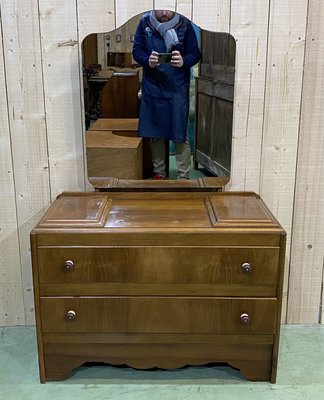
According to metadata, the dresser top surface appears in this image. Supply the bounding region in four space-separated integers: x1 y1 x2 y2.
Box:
32 191 284 233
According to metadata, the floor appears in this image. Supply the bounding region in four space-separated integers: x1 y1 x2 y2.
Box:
0 325 323 400
168 155 212 180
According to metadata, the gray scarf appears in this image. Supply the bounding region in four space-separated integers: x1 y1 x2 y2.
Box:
149 11 180 51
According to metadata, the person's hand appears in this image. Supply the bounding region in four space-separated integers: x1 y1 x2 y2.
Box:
171 50 183 67
149 51 159 68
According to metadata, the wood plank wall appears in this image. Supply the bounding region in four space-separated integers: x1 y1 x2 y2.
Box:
0 0 323 326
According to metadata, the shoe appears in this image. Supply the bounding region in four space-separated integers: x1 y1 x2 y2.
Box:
152 174 166 180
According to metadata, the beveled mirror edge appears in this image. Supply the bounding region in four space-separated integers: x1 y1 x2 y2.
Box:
81 12 236 192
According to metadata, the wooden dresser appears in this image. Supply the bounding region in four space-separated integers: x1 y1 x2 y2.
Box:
31 191 286 383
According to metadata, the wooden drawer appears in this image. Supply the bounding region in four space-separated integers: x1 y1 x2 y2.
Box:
40 297 277 334
37 246 279 296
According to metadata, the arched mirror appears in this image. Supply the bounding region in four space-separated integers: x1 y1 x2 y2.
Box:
82 11 235 190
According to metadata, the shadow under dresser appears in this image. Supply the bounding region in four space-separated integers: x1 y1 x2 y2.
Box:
30 191 286 383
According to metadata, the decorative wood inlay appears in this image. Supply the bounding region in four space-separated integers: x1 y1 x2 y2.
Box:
208 194 276 226
38 195 111 228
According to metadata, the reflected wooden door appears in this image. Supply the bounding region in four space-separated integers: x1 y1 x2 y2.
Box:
194 31 236 177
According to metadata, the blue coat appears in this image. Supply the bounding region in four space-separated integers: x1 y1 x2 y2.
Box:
132 13 201 143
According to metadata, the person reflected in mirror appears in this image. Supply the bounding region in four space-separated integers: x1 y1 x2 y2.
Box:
132 10 201 180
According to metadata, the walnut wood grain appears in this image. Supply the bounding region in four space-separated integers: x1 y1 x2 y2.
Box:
37 194 111 228
42 341 273 382
35 192 283 230
30 191 286 383
40 297 277 334
37 246 279 297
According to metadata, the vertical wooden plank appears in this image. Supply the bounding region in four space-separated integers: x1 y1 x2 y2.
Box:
154 1 176 12
78 0 115 41
229 1 270 192
114 0 192 35
261 0 307 223
115 0 153 29
260 0 308 320
192 0 230 32
176 0 192 20
1 0 51 325
39 0 85 197
322 269 324 324
287 0 324 324
0 8 25 326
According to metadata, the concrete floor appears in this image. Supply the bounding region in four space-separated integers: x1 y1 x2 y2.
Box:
0 325 323 400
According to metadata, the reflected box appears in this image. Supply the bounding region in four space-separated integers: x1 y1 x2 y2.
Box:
86 130 143 180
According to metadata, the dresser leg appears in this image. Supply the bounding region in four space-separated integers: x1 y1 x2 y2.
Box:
44 355 84 381
229 360 272 382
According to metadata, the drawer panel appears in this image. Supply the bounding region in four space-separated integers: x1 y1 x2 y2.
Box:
40 297 277 334
37 247 279 295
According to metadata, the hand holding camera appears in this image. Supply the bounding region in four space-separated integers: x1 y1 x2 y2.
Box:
149 50 184 68
149 51 160 68
169 50 183 68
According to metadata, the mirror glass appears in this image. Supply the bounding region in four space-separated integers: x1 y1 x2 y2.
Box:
82 11 235 188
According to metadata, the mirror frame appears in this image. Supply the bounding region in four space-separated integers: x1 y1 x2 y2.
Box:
81 12 236 192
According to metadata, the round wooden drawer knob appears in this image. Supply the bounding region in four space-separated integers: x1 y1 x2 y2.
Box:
241 262 252 274
64 260 74 272
240 313 250 324
65 310 77 321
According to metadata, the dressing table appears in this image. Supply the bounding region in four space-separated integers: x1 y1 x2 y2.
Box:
30 25 286 383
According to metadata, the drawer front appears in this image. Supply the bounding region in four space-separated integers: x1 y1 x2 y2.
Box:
40 297 277 334
37 247 279 296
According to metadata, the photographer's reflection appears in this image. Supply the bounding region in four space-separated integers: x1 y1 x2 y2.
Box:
132 10 201 180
